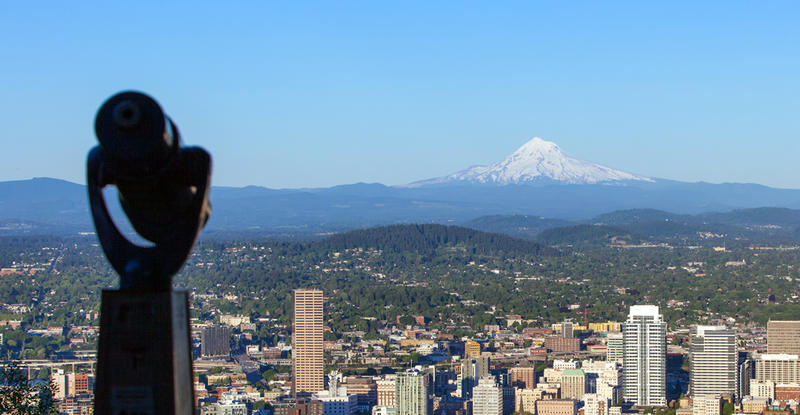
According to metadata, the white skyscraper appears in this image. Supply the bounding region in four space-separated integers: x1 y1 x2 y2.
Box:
622 305 666 406
396 366 434 415
473 377 503 415
690 326 736 399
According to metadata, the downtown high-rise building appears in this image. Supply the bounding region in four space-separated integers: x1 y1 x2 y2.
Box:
689 326 736 399
377 377 397 407
754 353 800 384
396 367 434 415
737 352 755 400
472 377 503 415
201 325 231 357
509 367 536 389
561 369 586 400
465 340 482 358
606 332 624 365
767 321 800 355
458 356 490 398
622 305 666 407
293 288 324 396
561 320 575 338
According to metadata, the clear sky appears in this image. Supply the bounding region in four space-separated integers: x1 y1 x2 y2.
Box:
1 2 798 189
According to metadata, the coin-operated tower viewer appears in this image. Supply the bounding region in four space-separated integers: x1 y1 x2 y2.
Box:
87 91 211 414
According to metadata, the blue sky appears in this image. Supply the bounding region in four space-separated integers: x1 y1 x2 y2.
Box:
1 2 798 188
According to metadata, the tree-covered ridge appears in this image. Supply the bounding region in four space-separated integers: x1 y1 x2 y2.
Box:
536 224 641 246
315 224 558 256
461 215 573 240
463 207 800 245
590 208 691 225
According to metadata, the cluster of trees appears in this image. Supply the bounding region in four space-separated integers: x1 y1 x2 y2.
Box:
0 362 57 414
4 224 800 352
319 224 556 257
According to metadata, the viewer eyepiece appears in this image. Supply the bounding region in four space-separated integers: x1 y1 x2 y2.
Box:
95 91 175 176
112 99 142 129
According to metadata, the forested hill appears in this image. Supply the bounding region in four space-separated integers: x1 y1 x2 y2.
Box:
461 215 572 239
537 224 641 246
314 224 557 256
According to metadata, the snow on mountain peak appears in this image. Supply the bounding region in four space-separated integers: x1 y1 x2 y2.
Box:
412 137 653 186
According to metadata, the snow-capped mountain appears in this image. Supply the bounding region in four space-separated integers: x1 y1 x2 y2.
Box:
412 137 653 186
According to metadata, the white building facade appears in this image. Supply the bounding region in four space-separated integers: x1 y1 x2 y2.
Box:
690 326 736 399
622 305 666 406
472 377 503 415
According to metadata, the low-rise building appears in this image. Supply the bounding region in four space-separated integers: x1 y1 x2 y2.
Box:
535 399 577 415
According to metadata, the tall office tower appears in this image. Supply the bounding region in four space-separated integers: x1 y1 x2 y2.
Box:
293 289 324 396
562 320 575 338
622 305 666 407
690 326 736 399
396 367 434 415
509 367 536 389
473 377 504 415
606 333 624 365
201 325 231 357
767 321 800 354
458 356 490 398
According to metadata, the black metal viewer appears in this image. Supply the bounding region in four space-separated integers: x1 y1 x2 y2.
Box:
88 91 211 414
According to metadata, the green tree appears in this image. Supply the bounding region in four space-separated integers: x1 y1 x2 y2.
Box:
0 362 58 415
722 402 734 415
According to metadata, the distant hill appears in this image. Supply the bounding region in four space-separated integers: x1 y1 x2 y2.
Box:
537 224 641 247
464 207 800 245
589 209 692 225
588 207 800 243
591 207 800 228
462 215 573 239
697 207 800 226
0 178 90 232
315 224 557 256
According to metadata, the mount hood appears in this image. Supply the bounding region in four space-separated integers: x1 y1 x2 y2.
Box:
412 137 653 186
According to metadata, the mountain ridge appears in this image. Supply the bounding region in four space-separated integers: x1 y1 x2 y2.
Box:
3 137 800 237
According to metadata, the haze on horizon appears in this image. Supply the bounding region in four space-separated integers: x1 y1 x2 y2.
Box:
1 2 798 189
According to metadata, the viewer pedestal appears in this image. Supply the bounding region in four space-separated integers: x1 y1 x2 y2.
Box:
94 289 194 414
